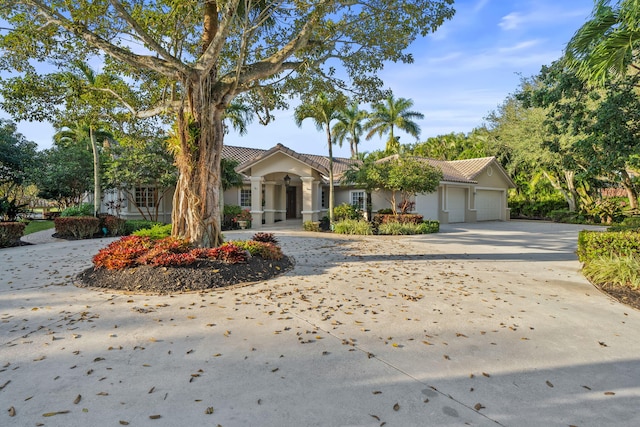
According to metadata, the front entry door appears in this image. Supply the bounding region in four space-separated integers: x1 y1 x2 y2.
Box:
286 187 297 219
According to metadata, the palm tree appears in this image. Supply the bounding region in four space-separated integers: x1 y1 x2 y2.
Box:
224 101 254 135
565 0 640 85
54 120 113 215
364 95 424 153
332 101 368 159
294 93 346 222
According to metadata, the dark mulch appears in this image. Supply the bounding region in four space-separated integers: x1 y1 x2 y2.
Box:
76 256 293 294
591 281 640 311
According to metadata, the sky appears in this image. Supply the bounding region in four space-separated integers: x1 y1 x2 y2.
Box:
0 0 596 158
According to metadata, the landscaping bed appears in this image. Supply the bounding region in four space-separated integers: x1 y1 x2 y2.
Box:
76 255 293 294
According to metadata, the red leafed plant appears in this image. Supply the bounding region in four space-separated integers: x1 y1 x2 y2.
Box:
251 232 278 244
93 236 154 270
208 243 249 264
148 251 197 267
136 237 191 265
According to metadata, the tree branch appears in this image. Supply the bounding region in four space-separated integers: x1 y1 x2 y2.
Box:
23 0 183 79
109 0 189 75
194 0 241 76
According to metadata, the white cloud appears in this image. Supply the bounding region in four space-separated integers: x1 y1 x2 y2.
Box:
497 39 542 53
499 12 523 30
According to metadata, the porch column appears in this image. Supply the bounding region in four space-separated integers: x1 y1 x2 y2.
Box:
250 176 263 229
300 176 315 224
264 181 276 225
312 180 320 221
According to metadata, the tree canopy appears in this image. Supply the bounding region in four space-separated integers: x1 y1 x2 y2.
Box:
0 0 455 246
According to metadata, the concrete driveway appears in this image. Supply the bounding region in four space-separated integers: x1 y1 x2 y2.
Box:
1 220 639 426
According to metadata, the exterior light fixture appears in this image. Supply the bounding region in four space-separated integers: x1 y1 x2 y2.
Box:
284 174 291 187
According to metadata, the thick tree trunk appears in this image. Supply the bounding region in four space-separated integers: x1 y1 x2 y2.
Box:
171 79 225 248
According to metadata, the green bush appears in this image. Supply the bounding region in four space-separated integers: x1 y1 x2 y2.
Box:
333 203 362 221
577 230 640 263
582 254 640 289
608 216 640 232
0 222 26 247
132 223 172 239
548 209 586 224
333 219 373 235
60 203 95 217
54 216 100 238
124 220 161 235
509 197 568 219
417 220 439 234
303 221 321 232
223 204 242 229
229 240 283 260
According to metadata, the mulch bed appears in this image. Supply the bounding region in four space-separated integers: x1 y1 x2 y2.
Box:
76 256 293 294
590 281 640 311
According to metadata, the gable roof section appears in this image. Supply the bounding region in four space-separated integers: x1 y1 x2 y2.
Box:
448 157 516 188
376 155 475 184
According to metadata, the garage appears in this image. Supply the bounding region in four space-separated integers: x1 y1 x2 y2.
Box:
447 187 466 223
415 191 439 220
476 190 503 221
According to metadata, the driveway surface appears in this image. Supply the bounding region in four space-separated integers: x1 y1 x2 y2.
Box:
1 220 639 426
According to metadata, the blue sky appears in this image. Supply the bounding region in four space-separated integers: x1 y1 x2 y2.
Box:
1 0 595 157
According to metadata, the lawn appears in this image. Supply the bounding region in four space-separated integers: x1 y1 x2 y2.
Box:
23 220 55 235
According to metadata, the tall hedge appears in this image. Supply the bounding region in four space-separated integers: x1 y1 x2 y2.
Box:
0 222 26 247
577 230 640 263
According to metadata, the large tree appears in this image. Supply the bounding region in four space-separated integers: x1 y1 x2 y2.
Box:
294 92 346 223
332 101 368 159
0 1 454 247
0 120 37 220
365 95 424 153
565 0 640 85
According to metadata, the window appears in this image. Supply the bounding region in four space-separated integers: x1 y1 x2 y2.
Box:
134 187 157 208
240 188 251 208
350 190 366 211
321 189 326 208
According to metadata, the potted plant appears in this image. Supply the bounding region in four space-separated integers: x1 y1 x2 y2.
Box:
235 209 252 229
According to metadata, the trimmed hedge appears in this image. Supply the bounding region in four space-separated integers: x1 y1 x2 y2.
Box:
132 223 172 239
577 230 640 263
0 222 26 247
54 216 100 239
333 219 373 235
374 213 424 225
378 220 439 235
124 220 162 235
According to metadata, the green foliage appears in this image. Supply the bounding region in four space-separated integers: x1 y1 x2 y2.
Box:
229 240 284 260
548 209 587 224
508 196 568 219
132 223 172 240
0 120 37 218
333 203 362 221
124 220 161 235
364 95 424 153
332 101 368 158
0 196 28 222
0 221 25 247
23 220 54 235
377 220 439 235
582 254 640 290
61 203 94 217
417 220 440 234
609 216 640 231
303 221 321 232
333 219 373 235
54 216 100 239
577 230 640 263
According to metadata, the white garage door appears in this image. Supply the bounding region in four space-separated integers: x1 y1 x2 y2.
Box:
415 192 439 220
447 187 465 223
476 190 503 221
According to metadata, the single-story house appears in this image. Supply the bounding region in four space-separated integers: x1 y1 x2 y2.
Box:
102 143 516 227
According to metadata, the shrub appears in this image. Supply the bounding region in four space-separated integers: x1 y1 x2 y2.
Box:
136 237 191 265
303 221 321 232
375 213 423 225
508 197 568 219
577 230 640 263
378 221 411 235
0 222 26 247
377 208 393 214
230 240 283 260
252 232 278 244
93 236 155 270
609 216 640 232
124 220 161 235
549 209 586 224
54 216 100 238
148 251 197 267
333 203 362 221
60 203 95 217
333 219 373 235
223 204 242 229
133 223 172 239
99 214 127 236
582 254 640 289
209 242 249 264
417 220 439 234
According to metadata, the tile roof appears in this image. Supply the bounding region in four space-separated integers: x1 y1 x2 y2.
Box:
222 145 513 187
